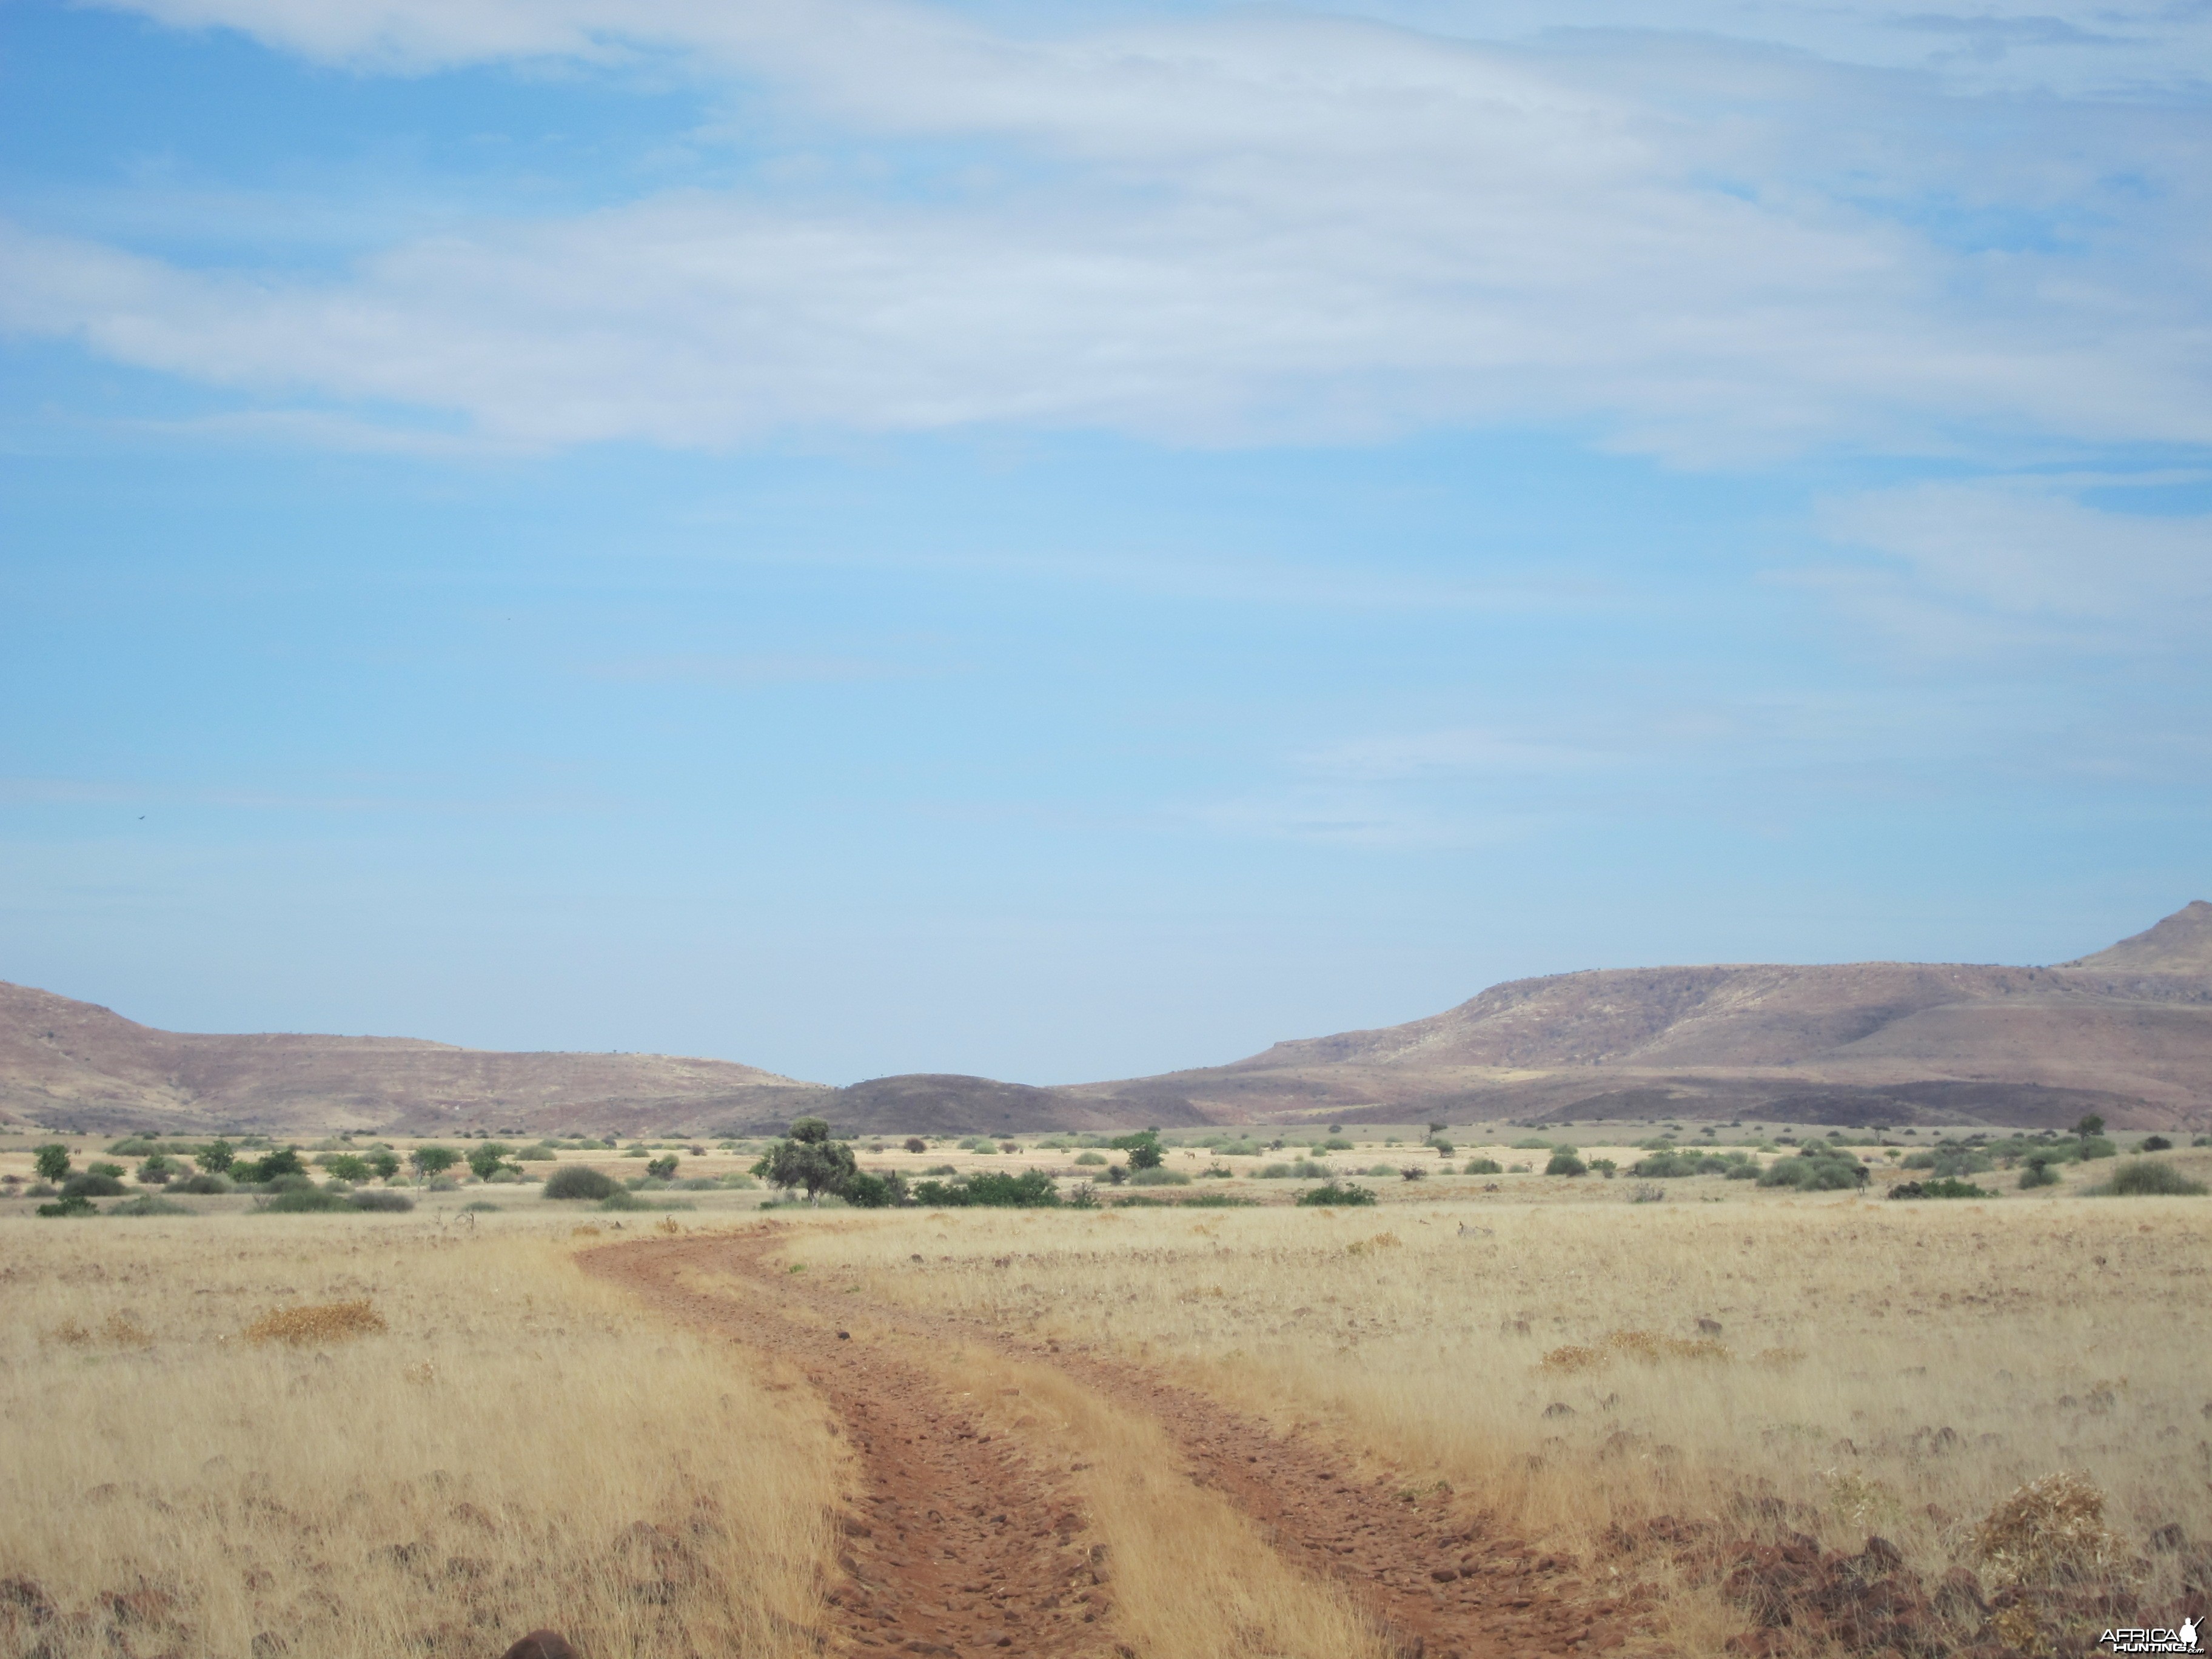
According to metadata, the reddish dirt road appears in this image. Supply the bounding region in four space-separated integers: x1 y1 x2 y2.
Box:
584 1228 1629 1659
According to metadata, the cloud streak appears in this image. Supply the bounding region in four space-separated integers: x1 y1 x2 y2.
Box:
3 2 2207 460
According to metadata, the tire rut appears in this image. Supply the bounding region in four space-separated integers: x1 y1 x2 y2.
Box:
585 1227 1634 1659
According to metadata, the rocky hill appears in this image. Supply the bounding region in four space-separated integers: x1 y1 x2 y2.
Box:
1067 903 2212 1131
0 980 825 1136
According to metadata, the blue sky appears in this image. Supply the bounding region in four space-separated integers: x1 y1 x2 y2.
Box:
2 0 2207 1084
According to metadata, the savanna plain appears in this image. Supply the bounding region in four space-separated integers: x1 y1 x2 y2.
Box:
3 1131 2208 1659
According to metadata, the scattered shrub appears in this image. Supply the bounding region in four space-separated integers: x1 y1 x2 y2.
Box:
910 1169 1062 1207
246 1299 386 1345
840 1170 908 1208
544 1165 620 1201
515 1143 560 1161
59 1173 129 1199
599 1189 646 1210
1544 1151 1588 1178
135 1154 178 1184
462 1200 502 1212
36 1195 95 1218
1128 1168 1190 1186
172 1173 233 1195
1463 1158 1503 1175
1889 1178 1994 1199
1072 1151 1108 1165
904 1137 928 1154
2093 1160 2208 1197
110 1194 193 1217
2139 1135 2173 1152
350 1189 415 1212
645 1155 680 1181
2019 1158 2062 1188
1758 1147 1869 1190
1298 1182 1378 1207
1399 1165 1428 1181
263 1187 348 1212
321 1153 372 1182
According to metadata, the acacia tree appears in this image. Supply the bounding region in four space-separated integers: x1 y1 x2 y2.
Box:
754 1117 856 1205
33 1144 71 1183
410 1145 459 1185
195 1140 235 1175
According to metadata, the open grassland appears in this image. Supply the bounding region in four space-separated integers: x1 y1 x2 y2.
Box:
0 1216 837 1659
785 1175 2212 1646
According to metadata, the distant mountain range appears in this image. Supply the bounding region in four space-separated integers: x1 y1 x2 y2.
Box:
5 902 2209 1136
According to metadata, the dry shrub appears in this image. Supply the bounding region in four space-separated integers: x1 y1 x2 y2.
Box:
1754 1347 1805 1367
1605 1329 1731 1362
1971 1472 2122 1587
1541 1344 1609 1373
245 1298 387 1346
1345 1232 1402 1256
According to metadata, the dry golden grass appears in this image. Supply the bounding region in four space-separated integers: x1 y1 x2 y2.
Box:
786 1179 2212 1631
0 1215 837 1659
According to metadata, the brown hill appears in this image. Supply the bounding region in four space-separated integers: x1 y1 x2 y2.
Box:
1068 904 2212 1131
0 980 826 1136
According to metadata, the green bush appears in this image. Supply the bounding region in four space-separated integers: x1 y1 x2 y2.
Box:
1399 1165 1428 1181
2094 1160 2209 1197
910 1169 1062 1207
515 1143 560 1161
350 1190 415 1212
321 1153 372 1182
1297 1182 1378 1207
2139 1136 2173 1152
1758 1148 1869 1190
172 1173 233 1195
2019 1157 2062 1188
840 1170 907 1208
1071 1151 1108 1165
36 1195 95 1218
110 1194 193 1217
598 1189 646 1210
1544 1151 1587 1177
264 1187 348 1212
543 1165 619 1201
463 1200 502 1213
243 1147 307 1184
60 1173 129 1199
1463 1158 1503 1175
1128 1168 1190 1186
1510 1138 1553 1150
33 1145 73 1182
1889 1178 1993 1200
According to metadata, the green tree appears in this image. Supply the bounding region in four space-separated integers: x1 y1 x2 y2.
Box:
2074 1114 2106 1141
466 1142 514 1181
410 1145 459 1183
244 1146 306 1183
364 1148 401 1181
645 1155 680 1181
33 1144 72 1182
752 1118 856 1204
194 1140 235 1175
136 1154 177 1185
323 1153 372 1182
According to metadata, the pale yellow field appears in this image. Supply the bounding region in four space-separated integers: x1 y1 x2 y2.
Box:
786 1175 2212 1624
0 1215 837 1659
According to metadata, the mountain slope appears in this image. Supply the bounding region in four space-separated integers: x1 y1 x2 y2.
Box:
0 980 824 1135
1070 905 2212 1131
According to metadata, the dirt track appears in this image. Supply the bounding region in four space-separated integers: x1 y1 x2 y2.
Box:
582 1227 1626 1659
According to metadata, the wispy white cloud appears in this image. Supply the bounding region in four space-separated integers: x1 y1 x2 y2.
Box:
1809 477 2212 658
4 1 2207 459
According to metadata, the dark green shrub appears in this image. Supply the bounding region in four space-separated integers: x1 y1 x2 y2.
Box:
321 1153 371 1182
194 1141 235 1174
544 1165 619 1200
462 1200 502 1212
409 1145 459 1181
37 1195 95 1217
1758 1148 1869 1190
1463 1158 1503 1175
1545 1151 1587 1177
754 1119 857 1201
86 1162 126 1180
2139 1136 2173 1152
910 1169 1062 1207
264 1187 348 1212
1128 1168 1190 1186
263 1172 315 1193
1072 1151 1107 1165
173 1173 233 1195
1889 1178 1992 1199
645 1155 680 1181
60 1173 128 1198
33 1144 72 1182
135 1155 178 1184
365 1149 401 1180
599 1188 646 1210
112 1195 192 1217
840 1170 907 1208
350 1190 415 1212
1297 1182 1378 1207
2095 1161 2208 1197
903 1137 928 1153
107 1137 161 1156
2078 1136 2118 1161
1399 1165 1428 1181
1724 1162 1759 1180
467 1143 516 1181
2019 1157 2062 1188
244 1147 306 1184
